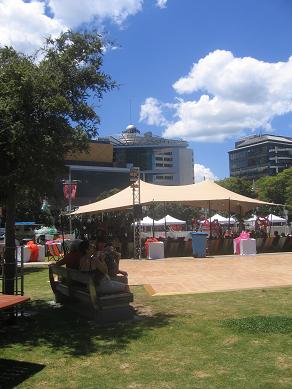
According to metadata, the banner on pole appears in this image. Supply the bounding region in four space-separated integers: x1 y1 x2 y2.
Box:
63 183 77 200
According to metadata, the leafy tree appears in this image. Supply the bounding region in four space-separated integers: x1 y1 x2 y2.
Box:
150 202 200 223
216 177 255 198
256 167 292 211
0 31 116 293
96 188 123 201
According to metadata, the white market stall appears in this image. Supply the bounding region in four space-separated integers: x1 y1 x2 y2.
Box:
204 213 237 225
156 214 186 226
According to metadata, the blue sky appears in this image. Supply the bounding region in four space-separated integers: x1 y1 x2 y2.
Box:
1 0 292 180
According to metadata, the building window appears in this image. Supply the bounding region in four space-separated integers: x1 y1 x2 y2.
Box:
155 175 174 180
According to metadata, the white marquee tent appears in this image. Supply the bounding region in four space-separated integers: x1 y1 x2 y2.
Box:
245 214 287 225
206 213 237 224
267 214 287 224
156 214 186 226
134 216 159 226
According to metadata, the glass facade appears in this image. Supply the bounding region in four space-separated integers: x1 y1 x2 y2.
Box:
114 146 179 183
114 148 153 171
229 136 292 179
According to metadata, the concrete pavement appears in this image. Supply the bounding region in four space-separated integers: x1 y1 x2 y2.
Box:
121 252 292 296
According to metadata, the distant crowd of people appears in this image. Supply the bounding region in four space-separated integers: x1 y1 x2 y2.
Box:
192 215 290 240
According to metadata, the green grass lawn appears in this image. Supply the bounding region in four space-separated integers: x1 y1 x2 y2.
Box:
1 268 292 388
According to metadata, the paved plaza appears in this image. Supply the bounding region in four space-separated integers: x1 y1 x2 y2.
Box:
122 252 292 296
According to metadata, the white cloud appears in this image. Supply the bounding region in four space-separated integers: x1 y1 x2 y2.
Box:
139 97 169 126
48 0 143 28
194 164 217 183
0 0 65 55
140 50 292 142
163 94 275 142
0 0 143 54
156 0 167 8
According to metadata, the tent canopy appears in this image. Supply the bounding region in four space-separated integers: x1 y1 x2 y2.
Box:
156 214 186 225
204 213 237 224
134 216 158 226
72 180 277 215
267 214 287 223
245 214 287 224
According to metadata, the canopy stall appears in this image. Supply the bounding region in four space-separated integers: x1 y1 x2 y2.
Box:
245 214 287 225
156 215 186 226
267 214 287 224
72 180 276 216
203 213 237 225
133 216 159 226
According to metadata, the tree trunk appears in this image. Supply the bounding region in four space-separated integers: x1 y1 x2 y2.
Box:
4 190 16 294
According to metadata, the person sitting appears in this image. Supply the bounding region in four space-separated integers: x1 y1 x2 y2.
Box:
79 240 129 294
103 242 128 282
52 239 82 269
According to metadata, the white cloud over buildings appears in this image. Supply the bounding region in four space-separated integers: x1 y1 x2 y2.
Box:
140 50 292 142
193 164 218 183
139 97 169 126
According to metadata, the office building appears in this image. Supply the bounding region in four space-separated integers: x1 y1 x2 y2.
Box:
111 125 194 185
63 125 194 205
229 134 292 180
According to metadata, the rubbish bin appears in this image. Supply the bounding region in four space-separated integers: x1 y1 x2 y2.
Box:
191 232 208 258
148 241 164 259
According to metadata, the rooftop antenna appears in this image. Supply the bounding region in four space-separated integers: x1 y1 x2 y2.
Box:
129 99 132 123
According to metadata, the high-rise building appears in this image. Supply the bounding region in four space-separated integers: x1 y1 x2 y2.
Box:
63 125 194 205
111 125 194 185
229 134 292 180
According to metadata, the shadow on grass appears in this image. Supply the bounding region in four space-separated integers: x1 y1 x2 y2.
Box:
0 299 173 357
222 315 292 334
0 359 45 389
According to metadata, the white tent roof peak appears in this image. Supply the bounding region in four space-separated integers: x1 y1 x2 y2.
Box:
208 213 236 224
245 214 287 223
156 215 186 225
134 216 159 226
267 214 287 222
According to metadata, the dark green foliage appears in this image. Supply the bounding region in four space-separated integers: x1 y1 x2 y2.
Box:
152 202 200 222
0 31 116 293
96 188 122 201
0 31 116 200
256 167 292 208
216 177 255 198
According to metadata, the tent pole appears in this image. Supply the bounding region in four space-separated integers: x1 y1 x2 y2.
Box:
239 205 242 234
164 202 167 240
152 200 155 238
209 200 212 239
60 213 66 254
228 198 231 231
